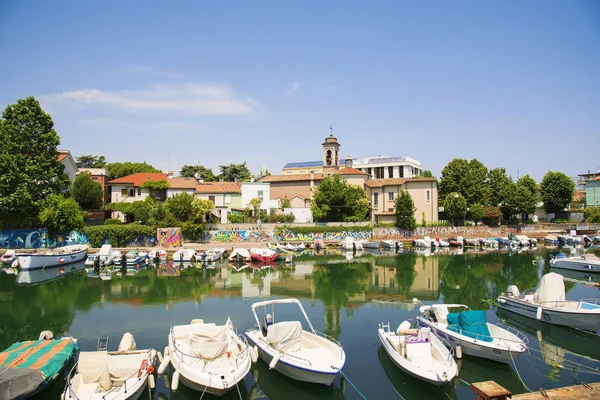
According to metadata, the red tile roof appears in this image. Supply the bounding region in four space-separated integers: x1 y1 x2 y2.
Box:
196 182 241 194
109 173 168 186
57 153 68 162
336 167 369 175
167 177 197 189
365 177 436 188
259 174 324 183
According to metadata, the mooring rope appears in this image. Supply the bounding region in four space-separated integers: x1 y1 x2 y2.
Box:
510 348 532 392
331 366 368 400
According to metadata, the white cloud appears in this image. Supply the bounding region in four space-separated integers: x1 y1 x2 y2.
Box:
42 83 259 116
286 80 300 95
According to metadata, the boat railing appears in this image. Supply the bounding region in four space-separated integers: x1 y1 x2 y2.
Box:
444 323 527 349
313 330 344 359
493 323 529 349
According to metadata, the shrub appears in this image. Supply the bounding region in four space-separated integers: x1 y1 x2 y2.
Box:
104 218 122 225
279 225 372 235
586 208 600 223
83 224 156 247
181 222 205 242
228 214 246 223
482 206 502 226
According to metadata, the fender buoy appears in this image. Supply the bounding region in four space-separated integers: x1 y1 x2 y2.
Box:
536 307 543 321
157 351 163 363
59 268 65 273
171 370 180 391
148 373 155 389
59 258 65 264
269 353 280 370
250 345 258 363
157 355 171 375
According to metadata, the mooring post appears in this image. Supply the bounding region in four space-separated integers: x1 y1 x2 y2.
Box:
470 381 512 400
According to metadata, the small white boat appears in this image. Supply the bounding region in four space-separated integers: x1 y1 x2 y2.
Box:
481 239 499 248
359 240 382 249
148 248 168 262
378 320 457 385
159 318 252 395
549 253 600 273
339 237 363 251
382 240 403 249
85 254 97 267
228 248 251 262
63 333 157 400
249 248 278 262
15 245 88 270
246 298 345 386
416 304 527 364
97 244 121 266
172 248 197 263
412 237 431 248
496 272 600 332
201 248 226 262
125 250 149 266
1 250 16 265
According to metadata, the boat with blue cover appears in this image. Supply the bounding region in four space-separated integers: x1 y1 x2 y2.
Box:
0 331 78 399
416 305 527 364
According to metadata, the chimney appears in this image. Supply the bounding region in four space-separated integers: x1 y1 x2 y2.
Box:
167 170 174 179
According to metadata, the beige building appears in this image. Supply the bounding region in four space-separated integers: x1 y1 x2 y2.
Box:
365 177 438 224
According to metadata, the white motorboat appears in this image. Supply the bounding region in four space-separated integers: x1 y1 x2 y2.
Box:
228 248 251 262
382 240 403 249
416 304 527 364
434 238 450 247
15 245 88 270
85 254 97 267
172 248 197 263
201 248 226 262
148 248 168 262
158 318 252 395
249 248 278 262
63 333 157 400
339 237 363 251
97 244 121 266
358 240 382 249
549 253 600 273
496 272 600 332
246 298 346 386
412 237 431 248
378 320 457 385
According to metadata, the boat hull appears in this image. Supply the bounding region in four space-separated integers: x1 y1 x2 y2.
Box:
16 246 88 270
496 296 600 332
246 335 339 386
550 259 600 273
416 318 524 364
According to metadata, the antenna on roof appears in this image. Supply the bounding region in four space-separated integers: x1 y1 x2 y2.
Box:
330 125 333 135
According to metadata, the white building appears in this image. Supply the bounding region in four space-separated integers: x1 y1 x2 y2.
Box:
353 156 423 179
241 182 278 212
108 172 168 204
58 150 78 182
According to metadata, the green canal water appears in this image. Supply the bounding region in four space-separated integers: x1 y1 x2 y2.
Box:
2 246 600 400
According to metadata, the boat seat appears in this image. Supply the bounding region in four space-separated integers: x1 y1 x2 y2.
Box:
406 342 432 364
76 382 100 397
266 321 302 353
386 336 400 353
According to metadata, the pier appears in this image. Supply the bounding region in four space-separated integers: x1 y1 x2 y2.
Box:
471 381 600 400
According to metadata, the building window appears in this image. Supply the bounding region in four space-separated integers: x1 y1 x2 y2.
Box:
121 188 127 197
399 167 404 178
373 192 379 206
137 187 141 196
258 190 264 200
208 195 215 203
375 167 384 179
388 166 394 178
388 192 394 201
128 188 135 197
426 190 430 202
225 194 231 204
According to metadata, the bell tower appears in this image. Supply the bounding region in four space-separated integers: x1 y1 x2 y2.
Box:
322 126 340 176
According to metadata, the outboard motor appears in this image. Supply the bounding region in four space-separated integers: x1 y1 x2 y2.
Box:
506 285 520 297
261 313 273 336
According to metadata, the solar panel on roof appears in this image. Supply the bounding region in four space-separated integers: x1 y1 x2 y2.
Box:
283 161 323 169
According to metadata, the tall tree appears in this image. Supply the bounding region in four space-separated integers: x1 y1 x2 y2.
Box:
180 165 215 181
217 162 252 182
76 155 107 168
470 203 485 224
439 158 487 207
515 175 538 220
311 175 370 222
0 97 71 228
106 162 161 180
165 192 195 221
485 168 513 206
540 171 575 213
191 198 215 222
72 172 103 209
444 192 467 226
394 190 417 230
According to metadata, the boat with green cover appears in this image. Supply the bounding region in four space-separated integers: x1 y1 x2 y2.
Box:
0 332 79 399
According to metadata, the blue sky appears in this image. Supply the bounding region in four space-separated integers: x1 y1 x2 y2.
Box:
1 1 598 181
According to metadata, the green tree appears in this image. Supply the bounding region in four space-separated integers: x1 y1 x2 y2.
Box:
191 198 215 222
439 158 487 206
587 208 600 223
0 97 71 228
515 177 538 219
517 175 538 198
483 206 502 226
394 190 417 230
422 170 433 177
444 192 467 226
75 155 106 168
72 172 103 209
106 162 161 180
134 206 150 224
540 171 575 213
485 168 512 207
217 162 252 182
279 196 292 210
470 203 485 224
499 181 519 221
247 197 263 218
39 194 85 234
311 175 370 222
165 192 195 221
180 165 215 181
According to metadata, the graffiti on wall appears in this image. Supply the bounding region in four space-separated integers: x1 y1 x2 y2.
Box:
0 229 89 249
373 226 505 238
202 229 372 242
125 235 154 248
157 228 181 248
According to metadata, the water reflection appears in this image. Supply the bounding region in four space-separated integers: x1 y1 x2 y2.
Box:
16 260 87 284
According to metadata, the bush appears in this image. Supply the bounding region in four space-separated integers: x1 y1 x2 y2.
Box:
181 222 205 242
505 217 520 226
482 206 502 226
586 208 600 223
104 218 122 225
228 214 246 223
551 218 569 223
83 224 156 247
279 225 372 235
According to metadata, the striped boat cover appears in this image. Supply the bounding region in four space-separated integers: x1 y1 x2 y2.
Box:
0 339 78 382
